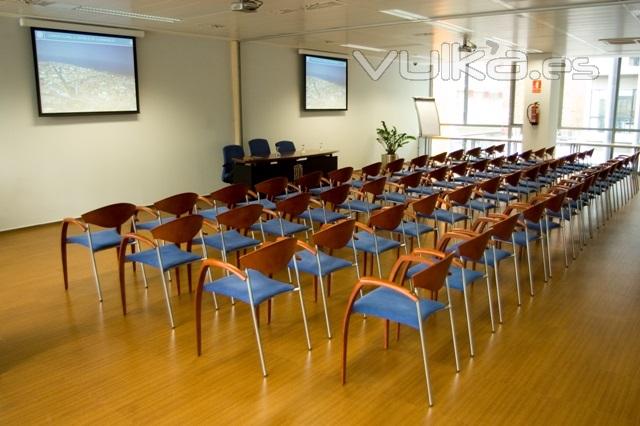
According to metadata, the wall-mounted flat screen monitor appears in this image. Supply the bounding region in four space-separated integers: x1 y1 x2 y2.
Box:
303 54 348 111
31 28 139 116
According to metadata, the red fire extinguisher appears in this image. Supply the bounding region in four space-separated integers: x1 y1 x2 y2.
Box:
527 102 540 126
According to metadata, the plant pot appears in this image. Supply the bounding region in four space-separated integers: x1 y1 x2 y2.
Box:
381 154 397 167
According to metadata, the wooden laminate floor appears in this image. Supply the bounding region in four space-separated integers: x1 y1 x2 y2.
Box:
1 196 640 424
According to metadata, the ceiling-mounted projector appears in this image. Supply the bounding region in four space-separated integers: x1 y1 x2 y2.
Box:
459 38 477 53
231 0 263 12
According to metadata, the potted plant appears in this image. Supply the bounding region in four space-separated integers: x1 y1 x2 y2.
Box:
376 121 416 165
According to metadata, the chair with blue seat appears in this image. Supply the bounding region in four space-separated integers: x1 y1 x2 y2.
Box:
244 176 290 210
338 176 386 220
133 192 199 232
299 183 350 226
446 149 465 164
61 203 137 302
197 183 248 222
396 154 429 176
290 218 359 338
466 176 501 217
428 184 474 233
309 166 354 195
532 190 569 274
118 215 205 328
433 162 467 189
464 147 483 161
292 171 322 193
407 166 447 197
198 204 263 267
499 200 550 295
410 229 496 357
382 158 405 181
351 162 382 189
194 237 311 376
248 138 271 157
469 213 522 323
391 193 439 250
342 252 457 406
377 172 422 205
352 203 406 277
252 192 311 239
221 144 245 184
275 140 296 154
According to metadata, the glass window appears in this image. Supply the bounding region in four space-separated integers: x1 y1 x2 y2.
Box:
616 57 640 130
467 71 511 125
561 57 616 128
513 78 525 125
433 73 465 124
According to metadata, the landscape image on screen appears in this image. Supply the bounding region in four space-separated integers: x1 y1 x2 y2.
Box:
305 55 347 110
32 29 138 115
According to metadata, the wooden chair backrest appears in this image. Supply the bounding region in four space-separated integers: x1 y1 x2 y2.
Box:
296 171 322 191
276 193 311 218
522 201 547 223
82 203 136 228
240 237 297 276
328 167 353 184
428 166 448 182
544 191 567 213
447 184 475 205
396 172 422 189
447 149 465 161
313 218 356 249
369 204 405 231
320 183 351 206
361 162 382 177
457 230 492 261
154 192 199 216
411 193 438 217
411 253 455 293
520 150 533 161
449 161 468 177
217 204 263 230
209 183 248 207
523 166 540 181
255 177 288 199
471 159 489 172
546 146 555 157
410 155 429 168
361 177 387 196
429 152 447 164
504 171 522 186
384 158 405 175
151 215 203 244
506 153 519 163
491 156 504 168
478 176 502 194
466 147 482 158
494 144 505 153
489 213 520 241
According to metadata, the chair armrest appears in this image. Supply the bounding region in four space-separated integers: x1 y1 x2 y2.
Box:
262 209 280 219
309 198 323 207
121 232 157 249
135 205 158 219
199 258 247 282
62 217 88 232
294 239 317 255
320 177 331 185
348 188 363 199
247 190 259 199
354 221 374 234
203 219 220 232
354 277 418 301
197 196 214 207
287 183 300 193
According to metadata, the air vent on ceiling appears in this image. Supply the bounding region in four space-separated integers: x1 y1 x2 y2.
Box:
600 37 640 46
278 1 344 14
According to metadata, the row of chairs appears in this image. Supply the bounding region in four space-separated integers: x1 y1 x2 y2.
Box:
60 146 639 406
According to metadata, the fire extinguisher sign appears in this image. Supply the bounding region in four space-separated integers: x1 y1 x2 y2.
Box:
532 79 542 93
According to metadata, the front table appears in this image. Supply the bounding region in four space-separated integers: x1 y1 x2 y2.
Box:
232 150 338 186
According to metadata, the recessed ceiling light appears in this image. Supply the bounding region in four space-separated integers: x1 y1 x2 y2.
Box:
429 21 472 34
380 9 428 21
340 43 386 52
74 6 182 23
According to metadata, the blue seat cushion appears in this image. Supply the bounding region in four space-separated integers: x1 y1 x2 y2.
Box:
298 208 346 224
199 206 229 221
275 192 301 201
432 180 460 189
136 217 176 231
251 218 309 236
352 231 400 254
353 287 445 330
241 198 276 210
392 221 434 237
203 269 294 305
467 199 497 212
547 208 576 219
309 186 331 195
407 264 484 291
407 186 440 195
496 230 539 246
503 184 537 194
338 200 382 213
67 228 123 252
125 244 201 271
196 230 260 252
429 209 468 224
482 192 518 202
479 248 512 265
526 220 560 232
288 249 352 276
377 192 409 204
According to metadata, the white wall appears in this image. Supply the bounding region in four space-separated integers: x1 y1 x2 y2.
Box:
240 42 428 169
0 17 233 231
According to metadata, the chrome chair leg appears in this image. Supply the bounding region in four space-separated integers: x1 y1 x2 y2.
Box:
416 305 434 407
